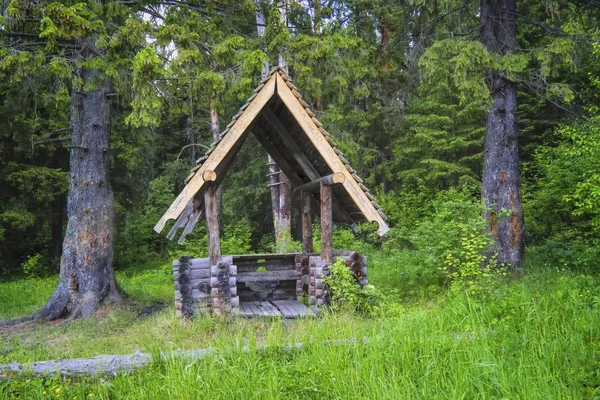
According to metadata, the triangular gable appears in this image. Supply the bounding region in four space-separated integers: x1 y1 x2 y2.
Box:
154 68 389 238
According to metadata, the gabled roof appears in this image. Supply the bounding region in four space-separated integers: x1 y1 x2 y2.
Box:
154 67 389 241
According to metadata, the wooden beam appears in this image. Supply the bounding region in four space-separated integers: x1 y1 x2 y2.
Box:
275 74 389 236
301 191 313 253
237 270 301 283
294 172 345 193
154 74 277 234
321 183 333 264
201 170 216 182
232 253 309 261
204 186 221 265
255 117 355 228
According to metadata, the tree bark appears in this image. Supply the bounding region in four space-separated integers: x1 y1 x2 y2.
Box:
320 183 333 264
209 91 223 231
480 0 524 267
31 65 122 321
301 191 313 253
274 3 292 251
204 185 221 265
268 156 292 252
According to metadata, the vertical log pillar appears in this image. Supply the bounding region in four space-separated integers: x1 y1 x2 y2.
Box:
301 191 313 253
205 186 221 265
320 183 333 264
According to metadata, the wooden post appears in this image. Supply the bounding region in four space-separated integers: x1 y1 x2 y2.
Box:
205 186 221 265
301 191 313 253
320 183 333 264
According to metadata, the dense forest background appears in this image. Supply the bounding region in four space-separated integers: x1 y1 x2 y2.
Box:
1 0 600 278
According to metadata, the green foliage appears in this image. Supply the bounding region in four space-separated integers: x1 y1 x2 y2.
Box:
442 227 502 296
526 241 600 273
114 176 175 267
332 227 372 253
402 39 488 189
524 106 600 245
20 253 52 278
6 165 68 202
270 221 302 253
418 39 492 106
0 208 35 233
323 258 384 315
126 47 164 127
371 188 494 299
40 3 100 49
220 219 253 255
264 7 290 61
0 0 598 289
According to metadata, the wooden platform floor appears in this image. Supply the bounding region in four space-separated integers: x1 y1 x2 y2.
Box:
238 300 316 318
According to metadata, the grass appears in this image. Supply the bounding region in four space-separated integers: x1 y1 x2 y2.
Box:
1 251 600 399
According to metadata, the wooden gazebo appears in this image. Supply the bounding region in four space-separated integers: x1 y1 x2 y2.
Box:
155 67 389 318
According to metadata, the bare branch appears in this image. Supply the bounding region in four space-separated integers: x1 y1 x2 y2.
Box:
177 143 211 160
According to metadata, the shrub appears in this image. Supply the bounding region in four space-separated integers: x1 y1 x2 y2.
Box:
442 226 503 295
221 219 254 255
374 187 497 299
323 258 385 315
21 253 52 278
526 241 600 273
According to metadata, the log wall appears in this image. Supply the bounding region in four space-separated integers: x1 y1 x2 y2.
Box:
172 251 368 317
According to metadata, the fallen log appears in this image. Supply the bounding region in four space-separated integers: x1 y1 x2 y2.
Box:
0 338 369 378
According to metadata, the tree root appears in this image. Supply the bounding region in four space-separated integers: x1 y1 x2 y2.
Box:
0 283 123 327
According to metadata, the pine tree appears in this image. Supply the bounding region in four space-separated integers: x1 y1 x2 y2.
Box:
0 1 157 320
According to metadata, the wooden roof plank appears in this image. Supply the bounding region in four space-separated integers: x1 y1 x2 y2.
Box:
178 200 204 244
166 200 194 240
153 74 277 234
275 74 389 236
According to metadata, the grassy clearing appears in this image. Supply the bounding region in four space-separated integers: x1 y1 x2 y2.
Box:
1 253 600 399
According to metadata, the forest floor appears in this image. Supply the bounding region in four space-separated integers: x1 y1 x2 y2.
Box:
1 252 599 399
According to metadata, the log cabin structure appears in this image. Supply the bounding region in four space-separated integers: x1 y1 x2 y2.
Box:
154 67 389 318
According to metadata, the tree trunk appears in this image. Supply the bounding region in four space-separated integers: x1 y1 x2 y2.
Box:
32 66 122 321
268 156 292 252
257 2 292 252
274 3 292 251
320 184 333 264
209 91 223 231
480 0 524 267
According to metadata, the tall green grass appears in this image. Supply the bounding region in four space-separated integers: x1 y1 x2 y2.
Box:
0 276 57 320
1 254 600 399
